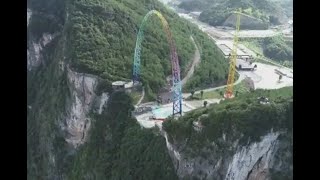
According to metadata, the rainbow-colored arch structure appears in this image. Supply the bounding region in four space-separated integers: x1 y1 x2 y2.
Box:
133 10 182 115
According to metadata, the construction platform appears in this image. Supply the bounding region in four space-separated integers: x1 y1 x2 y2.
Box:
216 40 255 59
236 59 256 71
133 101 199 129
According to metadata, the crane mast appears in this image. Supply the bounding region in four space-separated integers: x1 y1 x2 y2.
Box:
224 10 241 99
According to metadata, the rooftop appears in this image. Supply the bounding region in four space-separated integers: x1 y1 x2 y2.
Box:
112 80 134 88
112 81 126 86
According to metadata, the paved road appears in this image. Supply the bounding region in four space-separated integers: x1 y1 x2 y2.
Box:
182 72 246 99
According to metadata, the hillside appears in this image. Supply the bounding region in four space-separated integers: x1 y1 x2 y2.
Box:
27 0 229 99
241 35 293 66
179 0 290 28
65 0 228 98
66 0 193 99
223 12 268 30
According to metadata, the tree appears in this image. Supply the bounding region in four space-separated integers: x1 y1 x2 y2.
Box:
219 91 224 97
269 15 280 25
243 7 253 15
200 90 204 99
204 101 208 107
279 75 282 82
235 90 239 97
191 90 195 98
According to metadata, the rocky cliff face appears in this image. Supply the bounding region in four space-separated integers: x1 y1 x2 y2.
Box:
60 67 99 147
164 129 292 180
27 32 57 71
97 92 109 114
60 67 110 148
27 7 59 71
27 8 32 26
225 131 280 180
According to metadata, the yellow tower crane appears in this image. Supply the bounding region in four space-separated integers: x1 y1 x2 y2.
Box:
224 10 241 99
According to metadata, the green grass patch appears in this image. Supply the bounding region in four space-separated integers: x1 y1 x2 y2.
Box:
257 86 293 101
194 90 221 99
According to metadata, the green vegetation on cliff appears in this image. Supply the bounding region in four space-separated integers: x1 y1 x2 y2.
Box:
163 87 292 179
67 91 177 179
27 34 71 179
163 87 293 150
28 1 72 178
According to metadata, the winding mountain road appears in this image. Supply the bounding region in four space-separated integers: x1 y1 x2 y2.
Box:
181 36 201 86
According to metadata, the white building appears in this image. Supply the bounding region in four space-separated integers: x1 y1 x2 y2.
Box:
112 81 133 92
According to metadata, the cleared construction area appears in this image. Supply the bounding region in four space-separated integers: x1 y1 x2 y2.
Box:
133 99 222 129
216 40 257 70
239 62 293 90
214 38 293 89
134 102 195 128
